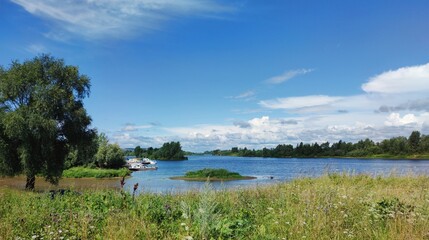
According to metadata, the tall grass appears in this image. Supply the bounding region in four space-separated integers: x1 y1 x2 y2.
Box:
62 167 130 178
1 174 429 239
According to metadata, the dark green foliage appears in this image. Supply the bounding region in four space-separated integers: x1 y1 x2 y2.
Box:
152 141 187 160
134 146 144 157
208 131 429 159
185 168 242 179
0 55 95 189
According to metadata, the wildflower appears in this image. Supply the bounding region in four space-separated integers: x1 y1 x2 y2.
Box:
267 207 274 211
58 230 62 234
184 236 193 240
185 226 189 231
275 221 279 224
286 221 290 225
89 226 95 229
31 235 38 239
181 223 186 226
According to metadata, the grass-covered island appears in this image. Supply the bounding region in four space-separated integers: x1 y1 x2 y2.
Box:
170 168 256 181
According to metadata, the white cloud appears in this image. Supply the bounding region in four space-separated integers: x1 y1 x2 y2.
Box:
25 44 47 54
121 124 153 132
259 95 342 111
362 62 429 93
265 68 313 84
109 62 429 151
11 0 234 40
227 90 255 100
384 113 422 127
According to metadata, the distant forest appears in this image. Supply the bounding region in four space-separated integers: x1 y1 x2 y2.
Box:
205 131 429 159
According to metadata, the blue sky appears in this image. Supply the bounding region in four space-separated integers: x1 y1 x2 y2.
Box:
1 0 429 151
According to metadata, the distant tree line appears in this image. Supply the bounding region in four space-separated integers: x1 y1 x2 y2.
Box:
206 131 429 159
125 141 187 160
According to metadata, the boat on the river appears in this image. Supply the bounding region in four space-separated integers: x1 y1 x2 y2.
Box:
128 162 158 171
142 158 157 165
126 158 158 171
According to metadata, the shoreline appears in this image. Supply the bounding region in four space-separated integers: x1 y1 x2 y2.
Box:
206 154 429 160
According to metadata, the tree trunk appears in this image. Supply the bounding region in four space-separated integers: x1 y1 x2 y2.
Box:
25 175 35 190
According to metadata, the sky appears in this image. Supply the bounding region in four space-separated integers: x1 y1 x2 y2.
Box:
1 0 429 152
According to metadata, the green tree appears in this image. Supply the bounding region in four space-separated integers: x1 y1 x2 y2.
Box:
0 55 94 189
95 134 125 168
153 141 187 160
134 146 144 157
408 131 421 153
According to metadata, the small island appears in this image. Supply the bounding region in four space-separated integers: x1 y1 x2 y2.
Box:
170 168 256 181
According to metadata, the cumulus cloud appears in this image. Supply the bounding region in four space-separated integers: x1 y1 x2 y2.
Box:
362 62 429 93
384 113 419 127
11 0 234 40
106 112 429 152
265 68 314 84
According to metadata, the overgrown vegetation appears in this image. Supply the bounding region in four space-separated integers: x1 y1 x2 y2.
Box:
208 131 429 159
1 174 428 239
62 167 130 178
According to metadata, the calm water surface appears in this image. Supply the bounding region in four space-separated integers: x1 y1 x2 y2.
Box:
125 155 429 194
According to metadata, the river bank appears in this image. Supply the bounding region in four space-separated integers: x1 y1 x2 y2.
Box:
1 174 428 239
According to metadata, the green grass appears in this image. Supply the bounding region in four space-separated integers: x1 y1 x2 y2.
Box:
185 168 242 178
1 174 429 239
62 167 130 178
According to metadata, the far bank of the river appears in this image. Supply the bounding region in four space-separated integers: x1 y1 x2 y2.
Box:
207 153 429 160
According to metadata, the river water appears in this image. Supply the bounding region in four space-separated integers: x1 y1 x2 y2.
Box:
124 155 429 194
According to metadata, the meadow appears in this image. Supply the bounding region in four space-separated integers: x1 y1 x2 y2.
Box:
1 174 428 239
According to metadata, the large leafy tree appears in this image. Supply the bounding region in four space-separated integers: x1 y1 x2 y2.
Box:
95 133 125 169
0 55 94 189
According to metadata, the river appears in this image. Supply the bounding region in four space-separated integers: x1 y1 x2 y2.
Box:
124 155 429 194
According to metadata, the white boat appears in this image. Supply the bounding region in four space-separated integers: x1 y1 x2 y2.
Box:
142 158 157 165
128 162 158 171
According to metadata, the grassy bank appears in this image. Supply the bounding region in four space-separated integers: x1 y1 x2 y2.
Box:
62 167 130 178
1 174 429 239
